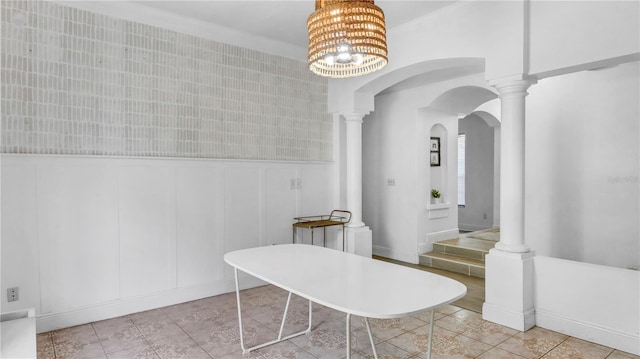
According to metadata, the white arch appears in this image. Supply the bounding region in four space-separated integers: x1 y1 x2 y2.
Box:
473 110 501 128
427 86 498 115
329 58 486 114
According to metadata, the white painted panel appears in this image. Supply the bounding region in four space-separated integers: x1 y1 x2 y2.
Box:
224 167 261 279
37 163 119 312
224 167 261 253
118 166 175 298
526 62 639 269
300 166 333 215
1 162 40 313
529 1 639 76
534 256 640 355
265 168 297 246
176 167 224 287
1 155 337 332
298 166 338 248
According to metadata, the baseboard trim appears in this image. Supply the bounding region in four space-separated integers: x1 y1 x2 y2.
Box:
417 242 431 254
482 302 536 332
536 308 640 355
36 276 265 333
458 224 491 232
373 245 417 264
419 228 460 254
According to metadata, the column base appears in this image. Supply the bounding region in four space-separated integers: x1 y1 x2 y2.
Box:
482 248 536 331
346 226 372 257
495 241 530 253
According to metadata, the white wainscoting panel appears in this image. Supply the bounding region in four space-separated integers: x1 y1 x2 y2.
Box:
1 164 40 314
300 167 333 216
223 167 263 280
299 167 336 247
0 155 335 332
176 167 225 287
118 165 176 298
265 168 297 246
534 256 640 355
37 162 120 313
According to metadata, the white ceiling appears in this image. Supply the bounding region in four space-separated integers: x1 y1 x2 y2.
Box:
61 0 479 93
134 1 456 50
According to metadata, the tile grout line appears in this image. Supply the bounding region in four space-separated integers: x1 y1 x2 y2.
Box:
89 322 109 359
538 335 572 359
173 318 216 359
48 332 59 359
131 318 162 359
129 317 168 359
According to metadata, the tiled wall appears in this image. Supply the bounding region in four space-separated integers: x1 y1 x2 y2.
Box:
0 1 332 161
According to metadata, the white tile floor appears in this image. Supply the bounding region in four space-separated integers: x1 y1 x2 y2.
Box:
37 285 638 359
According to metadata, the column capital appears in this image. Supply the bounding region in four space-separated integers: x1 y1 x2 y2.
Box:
490 78 537 97
343 113 366 123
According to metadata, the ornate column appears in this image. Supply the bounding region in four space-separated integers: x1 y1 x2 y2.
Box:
342 113 372 256
494 79 534 253
344 113 366 228
483 78 537 331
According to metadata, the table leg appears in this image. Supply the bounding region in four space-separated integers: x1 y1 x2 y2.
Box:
278 292 293 340
364 318 379 359
233 268 313 354
307 300 313 333
233 268 248 352
346 313 351 359
426 309 435 359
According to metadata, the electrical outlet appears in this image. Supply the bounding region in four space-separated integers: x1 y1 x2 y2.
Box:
7 287 19 302
387 178 395 186
483 213 487 220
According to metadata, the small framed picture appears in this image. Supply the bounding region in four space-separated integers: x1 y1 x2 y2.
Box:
430 137 440 152
430 152 440 166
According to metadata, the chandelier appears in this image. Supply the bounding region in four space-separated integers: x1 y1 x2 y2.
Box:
307 0 388 78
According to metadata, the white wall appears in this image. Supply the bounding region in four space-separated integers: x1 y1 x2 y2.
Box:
526 61 639 270
362 90 419 262
0 155 334 332
329 1 639 115
458 114 495 231
328 1 526 113
529 1 640 77
534 256 640 355
362 73 491 262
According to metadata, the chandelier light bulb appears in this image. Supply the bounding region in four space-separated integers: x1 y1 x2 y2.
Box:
353 53 364 66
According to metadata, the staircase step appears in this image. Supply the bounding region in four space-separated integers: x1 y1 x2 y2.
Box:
461 227 500 242
418 252 485 278
433 237 495 261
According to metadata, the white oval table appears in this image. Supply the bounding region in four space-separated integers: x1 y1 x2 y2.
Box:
224 244 467 358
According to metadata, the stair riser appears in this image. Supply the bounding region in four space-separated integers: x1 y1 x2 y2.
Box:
433 243 487 261
418 256 485 278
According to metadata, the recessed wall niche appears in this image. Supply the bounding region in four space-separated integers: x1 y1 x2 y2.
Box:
430 124 447 203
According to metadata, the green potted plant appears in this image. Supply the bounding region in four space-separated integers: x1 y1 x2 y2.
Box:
431 189 441 204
